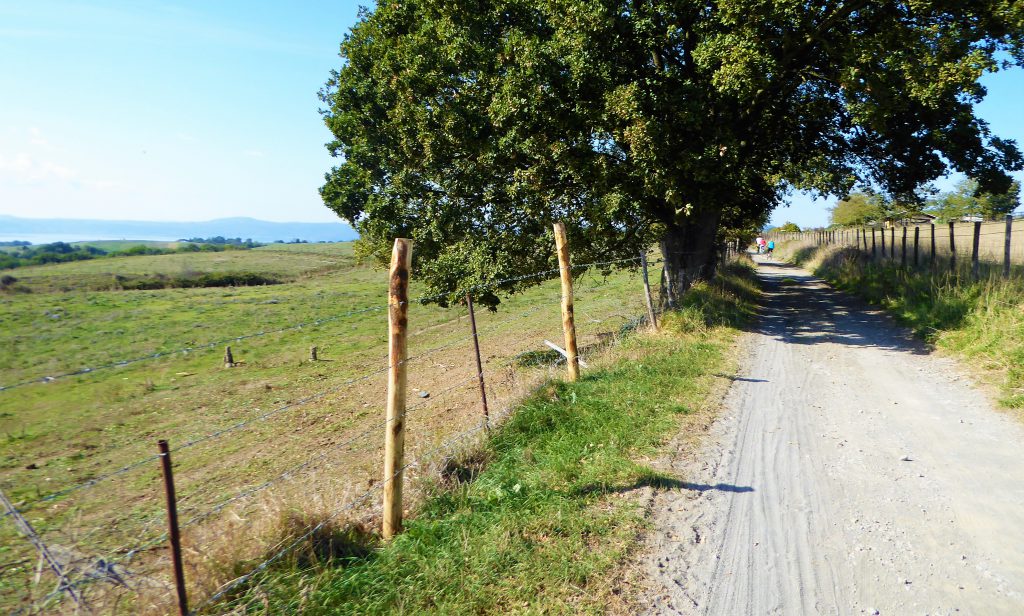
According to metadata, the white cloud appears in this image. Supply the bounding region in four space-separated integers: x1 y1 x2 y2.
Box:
28 127 49 147
0 152 123 191
0 152 76 182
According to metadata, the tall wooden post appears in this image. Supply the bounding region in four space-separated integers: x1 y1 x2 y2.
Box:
640 252 658 330
913 226 920 268
871 228 877 258
949 221 957 273
901 226 907 267
930 223 936 271
891 227 896 260
1005 215 1014 279
881 225 886 258
223 346 234 368
383 238 412 539
465 294 490 427
158 440 188 616
972 221 982 281
553 223 580 381
855 228 861 251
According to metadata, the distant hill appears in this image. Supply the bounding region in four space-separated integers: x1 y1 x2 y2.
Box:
0 215 358 244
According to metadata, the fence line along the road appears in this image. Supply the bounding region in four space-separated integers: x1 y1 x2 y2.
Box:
1 231 675 615
769 214 1024 282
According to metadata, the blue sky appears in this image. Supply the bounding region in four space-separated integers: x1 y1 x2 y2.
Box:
1 2 1021 227
0 1 360 223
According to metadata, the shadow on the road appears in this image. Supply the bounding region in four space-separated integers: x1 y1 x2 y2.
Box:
752 258 928 356
572 475 754 496
714 373 769 383
678 481 755 493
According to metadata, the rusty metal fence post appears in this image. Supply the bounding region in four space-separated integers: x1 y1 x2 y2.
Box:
465 294 490 429
158 440 188 616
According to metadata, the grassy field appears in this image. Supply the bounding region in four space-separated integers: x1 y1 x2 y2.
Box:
0 241 664 613
776 240 1024 410
202 260 759 615
70 240 193 251
2 243 349 293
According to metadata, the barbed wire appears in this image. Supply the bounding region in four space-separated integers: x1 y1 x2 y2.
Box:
195 416 491 613
0 489 83 609
13 361 391 512
9 299 564 516
0 304 389 392
3 257 653 614
2 256 645 394
7 371 493 615
172 372 481 527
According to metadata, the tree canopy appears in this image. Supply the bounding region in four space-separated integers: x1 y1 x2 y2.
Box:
830 192 884 227
320 0 1024 305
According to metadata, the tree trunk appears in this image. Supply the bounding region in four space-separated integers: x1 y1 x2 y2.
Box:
660 209 722 309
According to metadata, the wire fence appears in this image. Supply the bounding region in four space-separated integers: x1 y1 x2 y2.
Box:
769 214 1024 282
0 238 703 615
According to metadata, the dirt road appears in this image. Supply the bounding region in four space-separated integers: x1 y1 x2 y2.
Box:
638 256 1024 615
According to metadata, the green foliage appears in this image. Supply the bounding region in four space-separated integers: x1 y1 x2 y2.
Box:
0 241 261 273
776 222 801 233
115 272 282 291
927 178 1022 222
320 0 1024 303
830 192 884 227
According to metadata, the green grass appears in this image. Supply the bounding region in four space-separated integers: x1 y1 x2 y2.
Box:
0 241 670 613
778 242 1024 409
70 240 192 251
204 260 758 615
2 242 355 293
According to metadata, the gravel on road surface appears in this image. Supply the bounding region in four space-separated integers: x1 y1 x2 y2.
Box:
637 256 1024 616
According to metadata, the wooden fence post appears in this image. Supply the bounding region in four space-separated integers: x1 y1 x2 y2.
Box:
223 346 234 368
891 227 896 260
158 440 188 616
949 221 957 273
640 252 658 331
930 223 936 271
553 223 581 381
871 228 877 258
972 221 982 281
881 225 886 258
1005 215 1014 279
901 226 907 267
465 294 490 428
855 228 860 251
913 226 920 268
383 237 412 540
309 346 318 362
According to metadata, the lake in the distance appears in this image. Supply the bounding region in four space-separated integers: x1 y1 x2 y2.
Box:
0 233 180 244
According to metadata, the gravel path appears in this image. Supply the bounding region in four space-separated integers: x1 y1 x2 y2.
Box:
638 256 1024 616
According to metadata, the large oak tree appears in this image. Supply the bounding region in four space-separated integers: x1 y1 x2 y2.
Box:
320 0 1024 306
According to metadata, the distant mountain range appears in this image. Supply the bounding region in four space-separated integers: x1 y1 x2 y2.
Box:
0 215 358 244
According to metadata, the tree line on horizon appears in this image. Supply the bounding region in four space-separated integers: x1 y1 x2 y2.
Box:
0 240 260 272
828 178 1022 228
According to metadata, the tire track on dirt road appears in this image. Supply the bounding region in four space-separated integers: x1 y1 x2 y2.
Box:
638 256 1024 615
